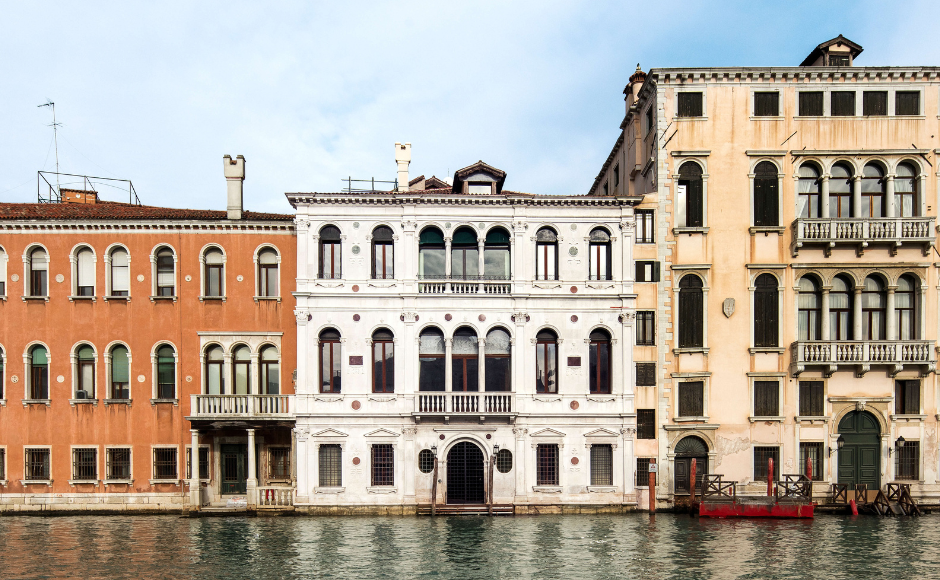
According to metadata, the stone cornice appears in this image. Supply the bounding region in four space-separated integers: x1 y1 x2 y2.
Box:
286 193 642 208
649 67 940 84
0 220 294 233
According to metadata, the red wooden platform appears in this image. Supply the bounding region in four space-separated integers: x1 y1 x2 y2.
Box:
698 500 814 518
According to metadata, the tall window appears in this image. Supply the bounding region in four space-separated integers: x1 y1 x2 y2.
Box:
484 228 510 280
109 247 129 297
257 247 279 297
798 276 822 341
861 163 886 217
319 444 342 487
589 329 611 394
372 329 394 393
0 346 4 399
588 228 611 281
830 275 853 340
754 447 780 479
637 409 655 439
799 381 824 416
76 344 95 399
678 381 704 417
678 274 704 348
636 362 656 386
636 311 655 346
418 328 445 391
862 275 886 341
187 447 210 480
156 345 176 399
0 247 6 296
371 444 394 486
753 274 779 347
203 248 224 297
800 443 823 481
535 329 558 394
896 91 920 116
895 441 919 481
753 92 779 116
535 227 558 281
484 328 511 392
896 380 920 415
896 275 917 340
797 164 822 218
371 226 394 279
269 447 289 480
319 328 342 393
677 92 703 117
636 210 655 243
29 247 48 297
678 162 703 227
319 225 342 279
798 92 823 116
232 345 251 395
30 345 49 399
418 227 445 280
753 162 778 226
536 444 559 486
155 247 175 297
831 91 855 116
895 163 918 217
110 345 130 400
205 345 225 394
753 381 779 417
829 164 853 218
590 444 613 486
75 246 95 296
452 327 479 392
862 91 887 116
260 346 280 394
451 227 478 280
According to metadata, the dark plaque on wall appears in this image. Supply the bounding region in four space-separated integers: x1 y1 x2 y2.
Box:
349 356 363 366
567 356 581 367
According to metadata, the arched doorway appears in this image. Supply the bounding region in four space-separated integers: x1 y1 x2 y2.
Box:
446 442 485 504
838 411 881 489
674 436 708 495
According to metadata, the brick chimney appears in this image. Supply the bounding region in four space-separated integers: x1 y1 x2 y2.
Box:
223 154 245 219
395 143 411 192
61 189 98 204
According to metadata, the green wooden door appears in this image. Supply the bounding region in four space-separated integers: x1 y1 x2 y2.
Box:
837 411 881 489
221 444 248 495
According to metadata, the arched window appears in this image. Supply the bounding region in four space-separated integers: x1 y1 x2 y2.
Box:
319 225 342 279
156 345 176 399
829 163 853 218
372 329 394 393
830 275 853 340
861 163 886 218
418 227 445 279
798 164 822 218
589 228 611 281
678 274 704 348
896 275 917 340
0 246 7 296
451 227 479 280
371 226 394 279
678 162 703 227
203 248 224 297
485 328 511 392
110 247 129 297
535 329 558 394
75 246 95 297
260 345 280 395
257 247 279 297
319 329 342 393
29 247 48 297
753 162 779 227
205 345 225 394
155 247 175 297
110 345 129 400
535 227 558 281
29 345 49 400
754 274 779 347
76 344 95 399
452 327 479 392
0 346 4 399
418 328 445 392
798 276 822 341
232 345 251 395
862 275 886 340
895 163 918 217
483 228 510 280
589 329 611 394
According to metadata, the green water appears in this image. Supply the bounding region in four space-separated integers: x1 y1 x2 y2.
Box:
0 514 937 579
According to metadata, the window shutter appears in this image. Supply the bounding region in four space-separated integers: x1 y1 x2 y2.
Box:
832 92 855 116
896 92 920 116
685 179 704 227
679 289 704 348
799 92 823 116
78 251 94 287
754 177 779 227
652 261 661 282
636 363 656 386
635 262 645 282
111 347 129 383
863 91 887 116
112 252 130 293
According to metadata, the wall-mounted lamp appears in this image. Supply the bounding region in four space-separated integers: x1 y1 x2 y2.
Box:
493 444 500 454
829 434 845 457
431 444 437 457
889 436 905 457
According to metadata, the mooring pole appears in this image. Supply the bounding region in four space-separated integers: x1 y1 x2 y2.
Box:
690 458 697 504
767 457 774 497
649 459 657 513
432 457 438 517
488 454 495 516
806 456 812 481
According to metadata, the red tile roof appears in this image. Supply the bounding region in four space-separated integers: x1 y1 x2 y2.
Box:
0 201 293 222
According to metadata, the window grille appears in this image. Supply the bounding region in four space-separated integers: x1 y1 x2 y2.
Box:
863 91 887 116
753 381 779 417
800 442 823 481
636 210 655 243
107 448 131 480
636 362 656 386
831 91 855 116
319 444 342 487
496 449 513 474
895 380 920 415
72 448 97 480
895 441 919 481
153 448 178 479
371 444 394 486
636 458 651 487
896 91 920 116
269 447 290 480
678 381 704 417
677 92 703 117
753 447 779 480
186 447 209 480
799 92 823 116
418 449 435 474
590 444 613 486
637 409 656 439
636 311 655 346
799 381 824 416
754 92 779 116
25 449 50 480
828 54 850 66
536 444 559 486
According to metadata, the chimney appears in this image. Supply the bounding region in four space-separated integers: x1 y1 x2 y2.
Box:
223 154 246 219
395 143 411 192
61 188 98 204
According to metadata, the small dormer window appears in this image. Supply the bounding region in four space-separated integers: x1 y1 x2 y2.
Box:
828 54 850 67
468 182 492 194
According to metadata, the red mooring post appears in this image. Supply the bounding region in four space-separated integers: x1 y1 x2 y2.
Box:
767 457 774 496
648 459 657 513
690 458 697 504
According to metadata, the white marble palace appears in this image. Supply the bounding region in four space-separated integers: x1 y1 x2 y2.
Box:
287 145 644 513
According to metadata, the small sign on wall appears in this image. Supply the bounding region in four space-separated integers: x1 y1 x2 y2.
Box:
349 356 363 366
567 356 581 367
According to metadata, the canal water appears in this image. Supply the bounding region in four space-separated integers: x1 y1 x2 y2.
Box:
1 514 937 579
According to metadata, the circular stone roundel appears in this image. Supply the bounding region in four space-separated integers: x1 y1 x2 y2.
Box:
439 434 446 440
445 313 452 321
570 400 580 410
351 400 361 410
55 274 64 283
56 375 65 383
352 285 360 292
137 274 145 282
10 375 18 383
570 286 578 294
352 245 361 255
353 314 361 322
352 457 361 465
478 314 486 322
353 222 360 229
236 275 244 282
570 315 578 323
10 274 19 282
486 433 492 440
185 275 192 282
570 224 578 231
137 375 146 383
571 457 579 465
568 246 578 256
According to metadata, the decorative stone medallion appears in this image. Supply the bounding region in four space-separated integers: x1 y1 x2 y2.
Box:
10 274 18 282
136 274 145 282
571 457 579 465
569 246 578 256
570 400 580 410
352 245 361 255
55 274 64 283
351 400 361 410
185 275 192 282
56 375 64 383
137 375 146 383
236 275 244 282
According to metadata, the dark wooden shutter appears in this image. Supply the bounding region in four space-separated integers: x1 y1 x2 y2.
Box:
679 382 704 417
831 92 855 116
686 178 704 227
636 362 656 386
799 92 823 116
637 409 655 439
799 381 824 416
863 91 887 116
896 92 920 116
754 275 779 347
678 92 703 117
754 176 779 226
754 92 779 116
652 261 661 282
754 381 779 416
679 287 703 348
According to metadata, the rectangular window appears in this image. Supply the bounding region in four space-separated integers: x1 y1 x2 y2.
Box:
754 92 779 116
186 447 209 480
107 448 131 480
800 442 823 481
371 444 394 486
895 380 920 415
536 444 559 486
753 381 779 417
637 409 655 439
319 444 343 487
799 381 824 417
468 182 492 194
636 458 651 487
0 449 4 480
798 92 824 116
862 91 887 116
896 91 920 116
831 91 856 116
678 381 704 417
72 448 97 480
896 441 919 481
153 448 178 480
635 362 656 387
635 261 660 283
677 92 703 117
636 210 655 243
269 447 290 480
25 448 50 481
613 165 620 187
754 447 780 480
828 54 850 67
636 311 655 346
603 181 608 196
645 106 654 134
590 444 613 486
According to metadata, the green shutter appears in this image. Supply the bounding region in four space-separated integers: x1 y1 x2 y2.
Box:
111 347 129 382
452 228 477 245
419 228 444 245
485 229 510 244
32 347 48 365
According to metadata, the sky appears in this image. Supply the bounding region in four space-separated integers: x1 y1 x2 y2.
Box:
1 1 939 214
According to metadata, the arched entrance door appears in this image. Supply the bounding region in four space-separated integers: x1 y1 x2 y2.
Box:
838 411 881 489
674 436 708 495
446 442 485 504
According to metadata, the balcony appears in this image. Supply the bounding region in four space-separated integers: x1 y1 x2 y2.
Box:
414 392 516 421
418 276 511 295
188 394 295 422
790 340 936 377
791 217 935 257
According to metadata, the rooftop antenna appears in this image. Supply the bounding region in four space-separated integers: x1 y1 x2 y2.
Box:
38 100 62 194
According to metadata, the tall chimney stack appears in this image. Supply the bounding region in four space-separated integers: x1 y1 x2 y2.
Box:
223 154 246 219
395 143 411 192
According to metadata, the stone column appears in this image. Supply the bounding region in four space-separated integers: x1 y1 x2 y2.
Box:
821 176 830 218
403 427 417 505
247 428 258 505
853 175 862 218
477 240 485 292
444 237 452 293
250 352 260 395
622 428 636 498
295 428 310 502
821 288 831 341
444 338 453 393
294 310 309 401
190 429 201 507
853 287 863 340
513 313 526 393
223 352 233 395
886 176 896 218
513 428 527 503
478 338 486 393
886 286 897 341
